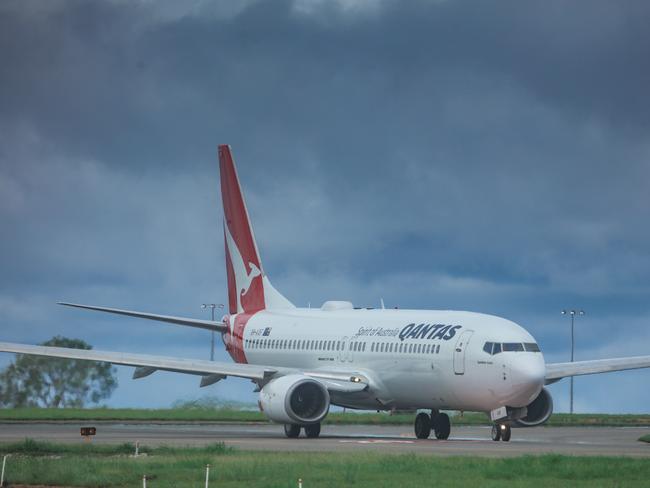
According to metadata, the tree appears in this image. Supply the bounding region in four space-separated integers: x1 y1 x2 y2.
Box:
0 336 117 408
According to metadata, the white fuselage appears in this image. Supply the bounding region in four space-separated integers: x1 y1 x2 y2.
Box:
225 307 546 413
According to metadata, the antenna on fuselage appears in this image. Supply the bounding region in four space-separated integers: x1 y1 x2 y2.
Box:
380 298 385 310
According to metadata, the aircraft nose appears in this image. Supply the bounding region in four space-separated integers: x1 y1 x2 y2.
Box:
509 356 546 406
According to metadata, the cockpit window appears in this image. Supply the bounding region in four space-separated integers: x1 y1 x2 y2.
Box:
483 341 539 355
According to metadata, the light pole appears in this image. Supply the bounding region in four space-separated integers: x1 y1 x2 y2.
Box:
562 309 585 414
202 304 223 361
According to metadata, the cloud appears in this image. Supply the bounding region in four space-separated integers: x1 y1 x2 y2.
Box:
1 0 649 411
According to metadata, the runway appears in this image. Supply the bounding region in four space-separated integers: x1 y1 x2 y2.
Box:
1 422 648 457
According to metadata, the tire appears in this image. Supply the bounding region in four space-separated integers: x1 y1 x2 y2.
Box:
304 423 321 438
491 424 501 441
284 424 301 438
414 412 432 439
433 412 450 440
501 424 511 442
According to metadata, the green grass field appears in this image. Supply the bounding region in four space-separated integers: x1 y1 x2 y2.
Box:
2 407 650 427
0 439 649 487
639 434 650 443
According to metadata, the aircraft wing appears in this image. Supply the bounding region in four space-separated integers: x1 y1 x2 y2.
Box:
58 302 227 332
545 355 650 383
0 342 368 393
0 341 273 380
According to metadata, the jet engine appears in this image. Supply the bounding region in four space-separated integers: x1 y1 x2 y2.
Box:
259 374 330 424
513 388 553 427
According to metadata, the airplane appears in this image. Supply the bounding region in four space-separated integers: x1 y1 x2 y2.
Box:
2 144 650 442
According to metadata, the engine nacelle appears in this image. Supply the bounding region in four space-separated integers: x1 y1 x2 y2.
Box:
259 374 330 424
513 388 553 427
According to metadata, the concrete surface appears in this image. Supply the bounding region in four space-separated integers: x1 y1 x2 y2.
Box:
1 423 648 457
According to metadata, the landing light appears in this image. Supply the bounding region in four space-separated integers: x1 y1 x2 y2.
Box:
351 376 362 383
500 424 507 431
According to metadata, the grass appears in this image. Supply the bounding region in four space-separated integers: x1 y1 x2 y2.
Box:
2 407 650 427
639 434 650 443
0 407 266 422
0 440 649 487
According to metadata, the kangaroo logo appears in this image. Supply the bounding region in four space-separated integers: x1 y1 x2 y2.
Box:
241 262 261 297
224 222 265 313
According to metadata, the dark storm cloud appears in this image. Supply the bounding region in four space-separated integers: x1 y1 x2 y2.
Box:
1 0 649 409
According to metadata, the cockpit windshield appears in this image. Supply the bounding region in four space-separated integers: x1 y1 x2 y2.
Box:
483 341 540 355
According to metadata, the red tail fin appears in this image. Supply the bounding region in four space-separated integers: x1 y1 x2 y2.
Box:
218 145 294 314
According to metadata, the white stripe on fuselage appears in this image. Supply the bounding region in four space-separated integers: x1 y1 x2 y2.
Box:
228 308 545 412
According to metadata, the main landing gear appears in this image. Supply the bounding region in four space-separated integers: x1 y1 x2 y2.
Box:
491 423 511 442
414 410 451 440
284 422 321 438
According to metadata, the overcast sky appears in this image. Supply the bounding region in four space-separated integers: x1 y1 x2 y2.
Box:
1 0 649 412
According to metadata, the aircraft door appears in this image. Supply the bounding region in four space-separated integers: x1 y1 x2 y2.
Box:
453 330 474 375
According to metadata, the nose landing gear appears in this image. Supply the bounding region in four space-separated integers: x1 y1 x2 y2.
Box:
413 410 451 440
491 423 511 442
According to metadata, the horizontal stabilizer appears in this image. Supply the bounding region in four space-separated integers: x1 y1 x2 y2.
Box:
545 355 650 383
58 302 227 332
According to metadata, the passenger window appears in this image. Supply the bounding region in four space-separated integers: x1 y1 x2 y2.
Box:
436 344 440 354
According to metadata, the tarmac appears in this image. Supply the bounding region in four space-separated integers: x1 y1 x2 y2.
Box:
1 422 648 457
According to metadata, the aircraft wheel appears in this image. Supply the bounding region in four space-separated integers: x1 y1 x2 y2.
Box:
284 424 301 438
500 424 511 442
433 412 451 440
491 424 501 441
414 412 432 439
304 423 321 438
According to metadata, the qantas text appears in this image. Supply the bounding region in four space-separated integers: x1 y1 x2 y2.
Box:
398 323 462 341
356 323 462 341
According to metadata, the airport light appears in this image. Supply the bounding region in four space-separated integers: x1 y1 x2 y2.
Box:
201 303 224 361
562 309 585 414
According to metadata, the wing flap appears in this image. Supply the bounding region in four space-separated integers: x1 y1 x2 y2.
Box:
58 302 227 332
0 342 274 381
545 355 650 382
